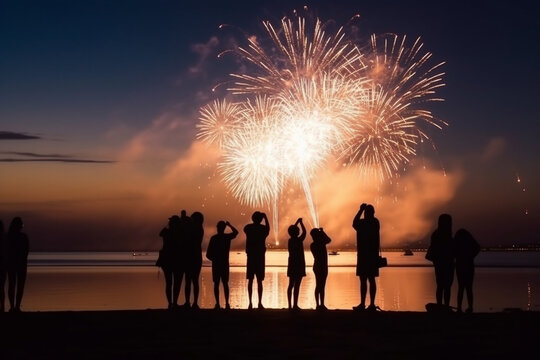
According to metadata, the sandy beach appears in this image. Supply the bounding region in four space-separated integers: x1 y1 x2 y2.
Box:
1 309 538 359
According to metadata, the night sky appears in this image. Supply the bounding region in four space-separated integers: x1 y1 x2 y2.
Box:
1 0 538 250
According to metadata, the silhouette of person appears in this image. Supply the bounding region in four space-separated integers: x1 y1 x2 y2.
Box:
426 214 455 307
352 204 381 312
0 220 5 312
310 227 331 310
157 215 183 310
455 228 480 313
244 211 270 309
177 209 191 308
206 220 238 309
287 218 306 310
6 217 29 312
185 211 204 309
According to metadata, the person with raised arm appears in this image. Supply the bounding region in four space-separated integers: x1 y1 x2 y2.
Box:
287 218 306 310
244 211 270 309
206 220 239 310
310 227 331 310
157 215 182 310
352 204 381 312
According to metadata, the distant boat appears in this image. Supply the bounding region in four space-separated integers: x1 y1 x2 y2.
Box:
132 252 150 256
329 251 339 256
403 249 414 256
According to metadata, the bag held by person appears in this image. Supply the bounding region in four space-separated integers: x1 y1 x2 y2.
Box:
155 250 165 267
425 246 434 262
378 246 387 268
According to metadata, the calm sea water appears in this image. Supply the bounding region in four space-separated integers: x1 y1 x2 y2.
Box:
10 251 540 312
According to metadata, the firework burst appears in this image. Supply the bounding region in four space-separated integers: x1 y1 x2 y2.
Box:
342 34 446 180
196 13 446 234
196 99 245 147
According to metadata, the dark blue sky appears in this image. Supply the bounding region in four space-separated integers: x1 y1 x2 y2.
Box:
2 1 538 148
1 0 538 249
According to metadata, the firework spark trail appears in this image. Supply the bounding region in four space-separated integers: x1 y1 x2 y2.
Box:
228 16 363 95
197 13 446 241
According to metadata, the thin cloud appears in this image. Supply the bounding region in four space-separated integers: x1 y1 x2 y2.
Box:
1 152 69 158
0 158 115 163
480 137 506 162
0 151 114 163
0 131 41 140
188 36 219 76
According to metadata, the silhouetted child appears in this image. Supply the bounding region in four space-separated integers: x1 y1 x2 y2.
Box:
426 214 455 307
157 215 183 310
185 211 204 309
0 220 5 312
353 204 381 312
244 211 270 309
206 221 238 309
455 228 480 313
287 218 306 310
6 217 29 312
310 227 331 310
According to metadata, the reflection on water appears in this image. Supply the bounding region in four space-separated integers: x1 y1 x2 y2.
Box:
19 266 540 312
27 250 540 267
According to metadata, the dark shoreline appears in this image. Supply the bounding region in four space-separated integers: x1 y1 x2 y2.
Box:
1 309 539 359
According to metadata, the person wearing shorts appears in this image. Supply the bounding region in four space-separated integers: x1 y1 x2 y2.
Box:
244 211 270 309
206 220 238 309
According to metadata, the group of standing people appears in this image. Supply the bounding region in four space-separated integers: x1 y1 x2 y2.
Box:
157 204 384 312
0 210 480 313
0 217 30 312
156 210 204 310
426 214 481 313
285 217 333 310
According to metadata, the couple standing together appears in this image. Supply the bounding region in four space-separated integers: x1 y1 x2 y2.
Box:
205 211 269 310
157 210 204 310
426 214 480 313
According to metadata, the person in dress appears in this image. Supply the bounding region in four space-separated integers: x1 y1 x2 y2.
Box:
310 227 331 310
426 214 455 308
286 218 306 310
177 210 191 308
455 228 481 313
185 211 204 309
352 204 381 312
206 221 238 309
